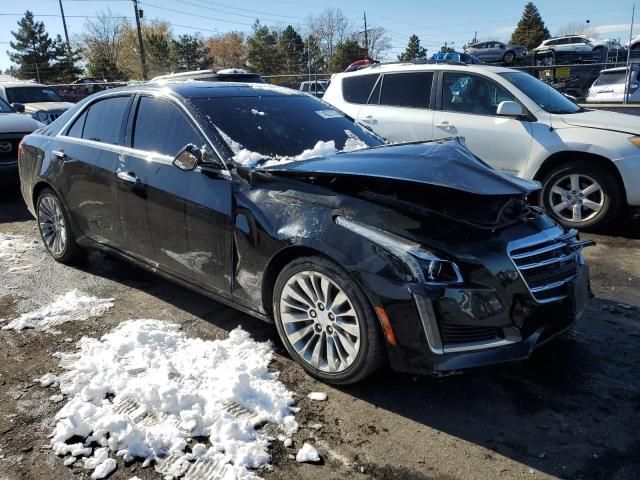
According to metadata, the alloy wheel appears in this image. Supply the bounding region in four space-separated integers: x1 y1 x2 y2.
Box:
548 173 604 224
279 271 361 373
38 195 67 257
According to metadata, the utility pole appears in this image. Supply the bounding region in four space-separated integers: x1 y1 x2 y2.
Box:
624 4 635 105
132 0 148 80
58 0 72 59
363 11 369 58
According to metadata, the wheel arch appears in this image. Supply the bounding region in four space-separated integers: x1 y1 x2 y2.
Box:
532 151 627 203
261 245 335 317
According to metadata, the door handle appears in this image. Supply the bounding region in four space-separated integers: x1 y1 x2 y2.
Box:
436 122 455 129
52 150 67 159
117 171 138 184
361 115 377 124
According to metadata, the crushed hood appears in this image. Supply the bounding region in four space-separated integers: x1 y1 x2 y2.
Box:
559 109 640 135
259 140 542 230
261 140 540 196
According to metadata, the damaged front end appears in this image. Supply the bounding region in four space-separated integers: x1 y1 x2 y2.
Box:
246 140 594 375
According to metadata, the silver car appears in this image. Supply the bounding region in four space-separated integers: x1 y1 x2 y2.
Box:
464 41 527 64
587 66 640 103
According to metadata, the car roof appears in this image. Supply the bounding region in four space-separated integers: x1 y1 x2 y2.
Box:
96 81 304 99
333 62 515 78
599 67 631 74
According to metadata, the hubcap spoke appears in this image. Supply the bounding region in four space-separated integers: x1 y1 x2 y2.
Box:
279 270 361 374
572 204 583 222
583 199 603 213
581 183 601 196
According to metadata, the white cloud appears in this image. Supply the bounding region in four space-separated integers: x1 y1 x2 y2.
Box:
592 24 632 35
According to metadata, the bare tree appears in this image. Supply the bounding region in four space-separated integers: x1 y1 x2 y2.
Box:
357 26 391 59
76 9 128 80
306 8 353 59
556 23 598 38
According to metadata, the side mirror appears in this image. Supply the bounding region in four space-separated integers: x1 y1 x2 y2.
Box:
11 103 25 113
496 100 525 117
173 144 201 171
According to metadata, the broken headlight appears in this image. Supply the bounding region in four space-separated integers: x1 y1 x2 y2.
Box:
335 216 463 285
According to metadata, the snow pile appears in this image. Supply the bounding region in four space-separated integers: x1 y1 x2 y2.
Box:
49 320 298 479
0 233 41 272
307 392 327 402
1 290 114 333
234 149 266 167
250 109 265 116
295 443 320 463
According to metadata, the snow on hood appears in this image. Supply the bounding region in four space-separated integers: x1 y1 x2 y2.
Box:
48 320 298 479
559 109 640 135
0 112 43 132
22 101 74 113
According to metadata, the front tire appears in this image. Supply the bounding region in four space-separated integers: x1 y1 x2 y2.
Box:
273 256 385 385
503 51 515 63
540 160 621 231
36 188 83 263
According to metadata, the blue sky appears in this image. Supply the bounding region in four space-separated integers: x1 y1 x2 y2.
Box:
0 0 634 72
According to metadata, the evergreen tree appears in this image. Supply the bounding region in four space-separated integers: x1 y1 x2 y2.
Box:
278 26 305 74
8 11 78 83
510 2 550 50
145 30 173 78
330 40 367 72
398 35 427 61
246 21 281 75
172 34 209 71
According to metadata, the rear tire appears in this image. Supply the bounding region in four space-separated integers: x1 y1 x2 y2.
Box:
273 256 385 385
540 160 621 231
503 51 515 63
36 188 84 263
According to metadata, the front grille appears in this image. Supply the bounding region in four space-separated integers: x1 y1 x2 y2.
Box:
0 137 22 162
441 323 502 344
510 231 579 303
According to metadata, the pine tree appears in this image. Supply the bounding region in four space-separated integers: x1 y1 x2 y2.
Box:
246 21 281 76
172 34 209 71
8 11 78 83
278 26 305 74
398 35 427 61
304 35 325 74
510 2 550 50
330 40 367 72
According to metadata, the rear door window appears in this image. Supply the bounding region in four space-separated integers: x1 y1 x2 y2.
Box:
132 96 203 157
379 72 433 108
81 96 131 145
342 74 380 104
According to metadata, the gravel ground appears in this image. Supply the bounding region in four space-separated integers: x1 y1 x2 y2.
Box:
0 187 639 480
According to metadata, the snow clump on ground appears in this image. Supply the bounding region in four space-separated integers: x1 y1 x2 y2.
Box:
49 319 298 479
1 290 114 333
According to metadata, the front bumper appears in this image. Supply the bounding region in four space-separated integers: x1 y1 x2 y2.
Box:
356 237 591 376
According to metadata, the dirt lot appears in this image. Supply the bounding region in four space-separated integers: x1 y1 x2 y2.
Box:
1 187 639 480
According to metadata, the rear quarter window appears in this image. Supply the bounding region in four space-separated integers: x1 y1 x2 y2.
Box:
342 74 380 104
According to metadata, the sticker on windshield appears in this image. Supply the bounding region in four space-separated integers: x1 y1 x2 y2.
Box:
315 109 343 119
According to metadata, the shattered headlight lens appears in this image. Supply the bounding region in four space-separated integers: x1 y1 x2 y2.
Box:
335 216 463 285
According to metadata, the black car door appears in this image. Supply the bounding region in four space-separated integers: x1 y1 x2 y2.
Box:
50 95 133 249
118 94 233 294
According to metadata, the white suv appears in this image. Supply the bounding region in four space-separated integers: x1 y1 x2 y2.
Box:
323 63 640 230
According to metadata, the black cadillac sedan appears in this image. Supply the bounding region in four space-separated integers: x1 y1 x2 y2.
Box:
18 82 593 384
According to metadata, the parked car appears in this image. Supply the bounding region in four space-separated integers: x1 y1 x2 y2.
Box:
0 97 43 182
532 36 597 63
0 82 74 125
323 63 640 230
590 38 624 56
586 66 640 103
430 51 484 64
18 82 592 384
299 80 329 97
465 41 527 64
151 68 265 83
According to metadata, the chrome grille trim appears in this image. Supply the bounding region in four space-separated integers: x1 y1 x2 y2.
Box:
508 227 581 304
